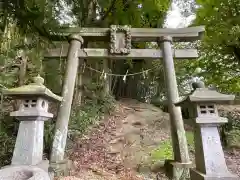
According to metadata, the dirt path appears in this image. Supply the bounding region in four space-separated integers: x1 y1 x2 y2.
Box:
59 99 240 180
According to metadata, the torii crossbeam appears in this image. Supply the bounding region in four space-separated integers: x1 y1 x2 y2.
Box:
46 48 198 59
46 25 204 59
49 25 204 42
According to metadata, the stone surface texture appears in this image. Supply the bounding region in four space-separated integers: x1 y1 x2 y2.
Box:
0 165 50 180
11 121 44 165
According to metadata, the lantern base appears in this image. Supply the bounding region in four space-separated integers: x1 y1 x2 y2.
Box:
190 169 239 180
0 165 50 180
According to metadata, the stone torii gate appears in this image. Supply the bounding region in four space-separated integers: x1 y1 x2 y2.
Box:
45 25 205 179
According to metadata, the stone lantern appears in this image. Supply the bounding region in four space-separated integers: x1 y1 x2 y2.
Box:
175 81 238 180
2 75 62 166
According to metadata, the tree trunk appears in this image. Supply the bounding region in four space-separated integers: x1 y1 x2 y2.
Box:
13 52 28 111
18 55 27 86
74 59 84 106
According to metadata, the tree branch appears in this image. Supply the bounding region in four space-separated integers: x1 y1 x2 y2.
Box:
0 62 19 72
94 0 117 26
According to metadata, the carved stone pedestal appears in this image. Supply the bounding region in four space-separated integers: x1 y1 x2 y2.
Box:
11 121 45 165
0 165 50 180
190 124 239 180
190 169 238 180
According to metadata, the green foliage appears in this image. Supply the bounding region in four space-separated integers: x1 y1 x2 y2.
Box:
43 120 56 159
151 139 173 161
219 109 240 148
186 131 195 153
68 0 171 27
150 132 194 161
69 83 116 136
226 129 240 149
43 59 63 94
0 0 60 38
0 112 17 167
0 131 15 166
193 0 240 93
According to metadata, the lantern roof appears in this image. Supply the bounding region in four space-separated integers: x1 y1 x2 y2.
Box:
175 87 235 106
2 75 62 102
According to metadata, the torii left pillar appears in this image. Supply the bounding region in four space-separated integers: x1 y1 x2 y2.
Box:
159 36 192 180
50 34 84 175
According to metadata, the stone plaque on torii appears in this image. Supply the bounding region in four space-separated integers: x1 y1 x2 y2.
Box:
45 25 205 179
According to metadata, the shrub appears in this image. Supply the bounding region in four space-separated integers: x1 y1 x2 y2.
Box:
0 111 17 167
68 92 115 138
219 107 240 148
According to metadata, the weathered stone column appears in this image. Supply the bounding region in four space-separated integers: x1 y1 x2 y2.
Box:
51 34 83 164
2 75 62 166
159 36 191 179
175 82 238 180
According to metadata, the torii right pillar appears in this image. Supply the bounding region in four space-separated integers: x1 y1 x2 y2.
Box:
159 36 192 180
